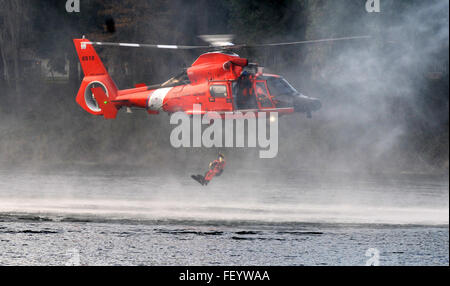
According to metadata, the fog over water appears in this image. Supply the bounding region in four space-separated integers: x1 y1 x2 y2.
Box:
0 168 447 226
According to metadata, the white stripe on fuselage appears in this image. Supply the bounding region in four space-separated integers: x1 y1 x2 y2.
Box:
148 87 173 110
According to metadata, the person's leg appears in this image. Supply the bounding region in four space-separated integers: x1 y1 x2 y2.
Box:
204 170 216 184
191 174 205 185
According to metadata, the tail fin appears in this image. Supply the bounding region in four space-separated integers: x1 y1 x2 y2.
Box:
73 38 118 119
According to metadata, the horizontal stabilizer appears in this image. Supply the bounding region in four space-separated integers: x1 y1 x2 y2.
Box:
91 86 118 119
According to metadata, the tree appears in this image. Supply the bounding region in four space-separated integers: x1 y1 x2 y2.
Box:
0 0 27 92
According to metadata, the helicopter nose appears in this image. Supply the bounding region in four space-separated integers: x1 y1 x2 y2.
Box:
293 94 322 117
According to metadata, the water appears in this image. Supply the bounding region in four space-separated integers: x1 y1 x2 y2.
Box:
0 167 448 265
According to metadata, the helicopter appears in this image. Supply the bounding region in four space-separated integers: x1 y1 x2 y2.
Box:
73 34 369 119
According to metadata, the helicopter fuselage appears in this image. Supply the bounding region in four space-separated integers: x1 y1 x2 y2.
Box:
74 38 321 119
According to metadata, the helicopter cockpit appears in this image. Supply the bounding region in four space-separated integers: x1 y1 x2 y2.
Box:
232 72 321 116
232 72 298 110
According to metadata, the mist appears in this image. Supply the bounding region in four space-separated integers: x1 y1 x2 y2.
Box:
247 0 450 175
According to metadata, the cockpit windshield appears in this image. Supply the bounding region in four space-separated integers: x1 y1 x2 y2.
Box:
266 77 298 96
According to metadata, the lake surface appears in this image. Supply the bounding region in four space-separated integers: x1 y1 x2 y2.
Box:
0 167 448 265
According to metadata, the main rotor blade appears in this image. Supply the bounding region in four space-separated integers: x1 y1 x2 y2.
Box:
85 35 371 51
86 41 210 50
242 35 372 48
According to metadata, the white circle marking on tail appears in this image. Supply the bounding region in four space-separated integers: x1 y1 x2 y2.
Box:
85 81 109 113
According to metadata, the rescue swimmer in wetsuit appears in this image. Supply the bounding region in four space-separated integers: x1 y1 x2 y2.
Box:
191 153 226 186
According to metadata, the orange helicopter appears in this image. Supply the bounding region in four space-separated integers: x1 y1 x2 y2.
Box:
73 35 369 119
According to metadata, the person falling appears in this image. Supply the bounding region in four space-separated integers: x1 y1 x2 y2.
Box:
191 153 226 186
